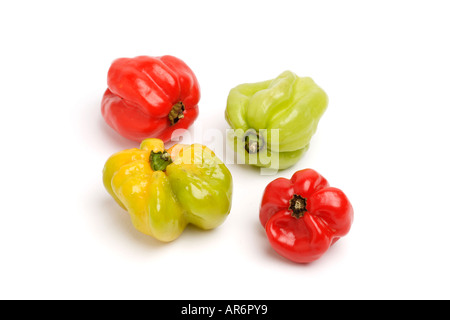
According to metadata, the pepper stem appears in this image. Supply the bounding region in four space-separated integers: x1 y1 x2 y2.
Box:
244 131 265 154
168 101 185 125
150 151 173 171
289 194 307 219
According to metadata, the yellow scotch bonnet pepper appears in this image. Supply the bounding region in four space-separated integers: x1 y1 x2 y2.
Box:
103 138 233 242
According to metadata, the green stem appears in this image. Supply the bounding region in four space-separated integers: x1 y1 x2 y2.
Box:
244 131 264 154
289 194 307 219
168 101 185 125
150 151 173 171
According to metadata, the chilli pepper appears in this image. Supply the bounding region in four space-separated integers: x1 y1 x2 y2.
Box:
260 169 353 263
101 55 200 142
103 138 233 242
225 71 328 169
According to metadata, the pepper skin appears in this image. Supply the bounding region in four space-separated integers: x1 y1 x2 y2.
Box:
260 169 353 263
225 71 328 170
103 138 233 242
101 55 200 142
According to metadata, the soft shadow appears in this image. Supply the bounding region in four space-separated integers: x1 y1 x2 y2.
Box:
98 116 137 150
78 96 137 151
94 194 169 249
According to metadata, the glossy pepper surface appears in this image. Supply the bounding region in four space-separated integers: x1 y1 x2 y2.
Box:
225 71 328 170
260 169 353 263
103 138 232 242
101 55 200 142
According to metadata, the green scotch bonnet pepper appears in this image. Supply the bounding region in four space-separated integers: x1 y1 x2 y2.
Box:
225 71 328 170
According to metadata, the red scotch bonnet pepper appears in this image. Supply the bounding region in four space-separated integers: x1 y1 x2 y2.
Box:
101 55 200 142
260 169 354 263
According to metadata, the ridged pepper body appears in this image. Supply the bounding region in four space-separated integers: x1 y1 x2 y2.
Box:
225 71 328 169
260 169 353 263
103 139 233 242
101 55 200 142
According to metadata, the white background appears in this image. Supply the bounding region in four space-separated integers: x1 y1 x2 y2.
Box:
1 0 449 300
